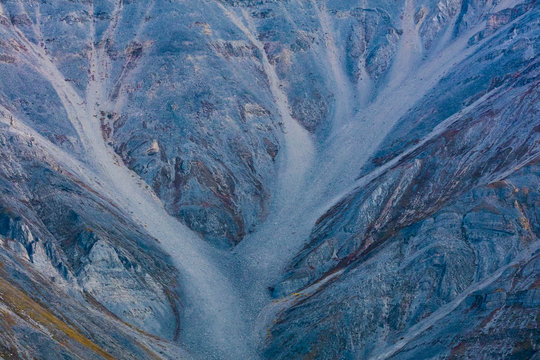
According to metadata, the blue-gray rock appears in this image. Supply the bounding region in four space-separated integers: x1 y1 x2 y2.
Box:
0 0 538 359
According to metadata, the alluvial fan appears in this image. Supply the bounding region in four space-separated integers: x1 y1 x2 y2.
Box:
0 0 538 359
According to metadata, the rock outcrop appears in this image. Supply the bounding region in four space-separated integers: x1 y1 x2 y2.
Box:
0 0 538 359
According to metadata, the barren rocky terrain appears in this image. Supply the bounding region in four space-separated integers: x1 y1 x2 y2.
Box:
0 0 538 359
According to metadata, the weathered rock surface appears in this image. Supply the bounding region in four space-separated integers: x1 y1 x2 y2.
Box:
266 162 540 359
0 0 538 359
0 131 183 358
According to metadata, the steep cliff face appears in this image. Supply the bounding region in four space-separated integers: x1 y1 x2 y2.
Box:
0 0 538 359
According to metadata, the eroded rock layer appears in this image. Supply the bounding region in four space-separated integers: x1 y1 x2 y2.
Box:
0 0 538 359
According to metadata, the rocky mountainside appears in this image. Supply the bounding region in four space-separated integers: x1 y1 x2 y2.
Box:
0 0 538 359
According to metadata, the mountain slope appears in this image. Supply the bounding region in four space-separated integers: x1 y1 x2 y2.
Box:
0 0 538 359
